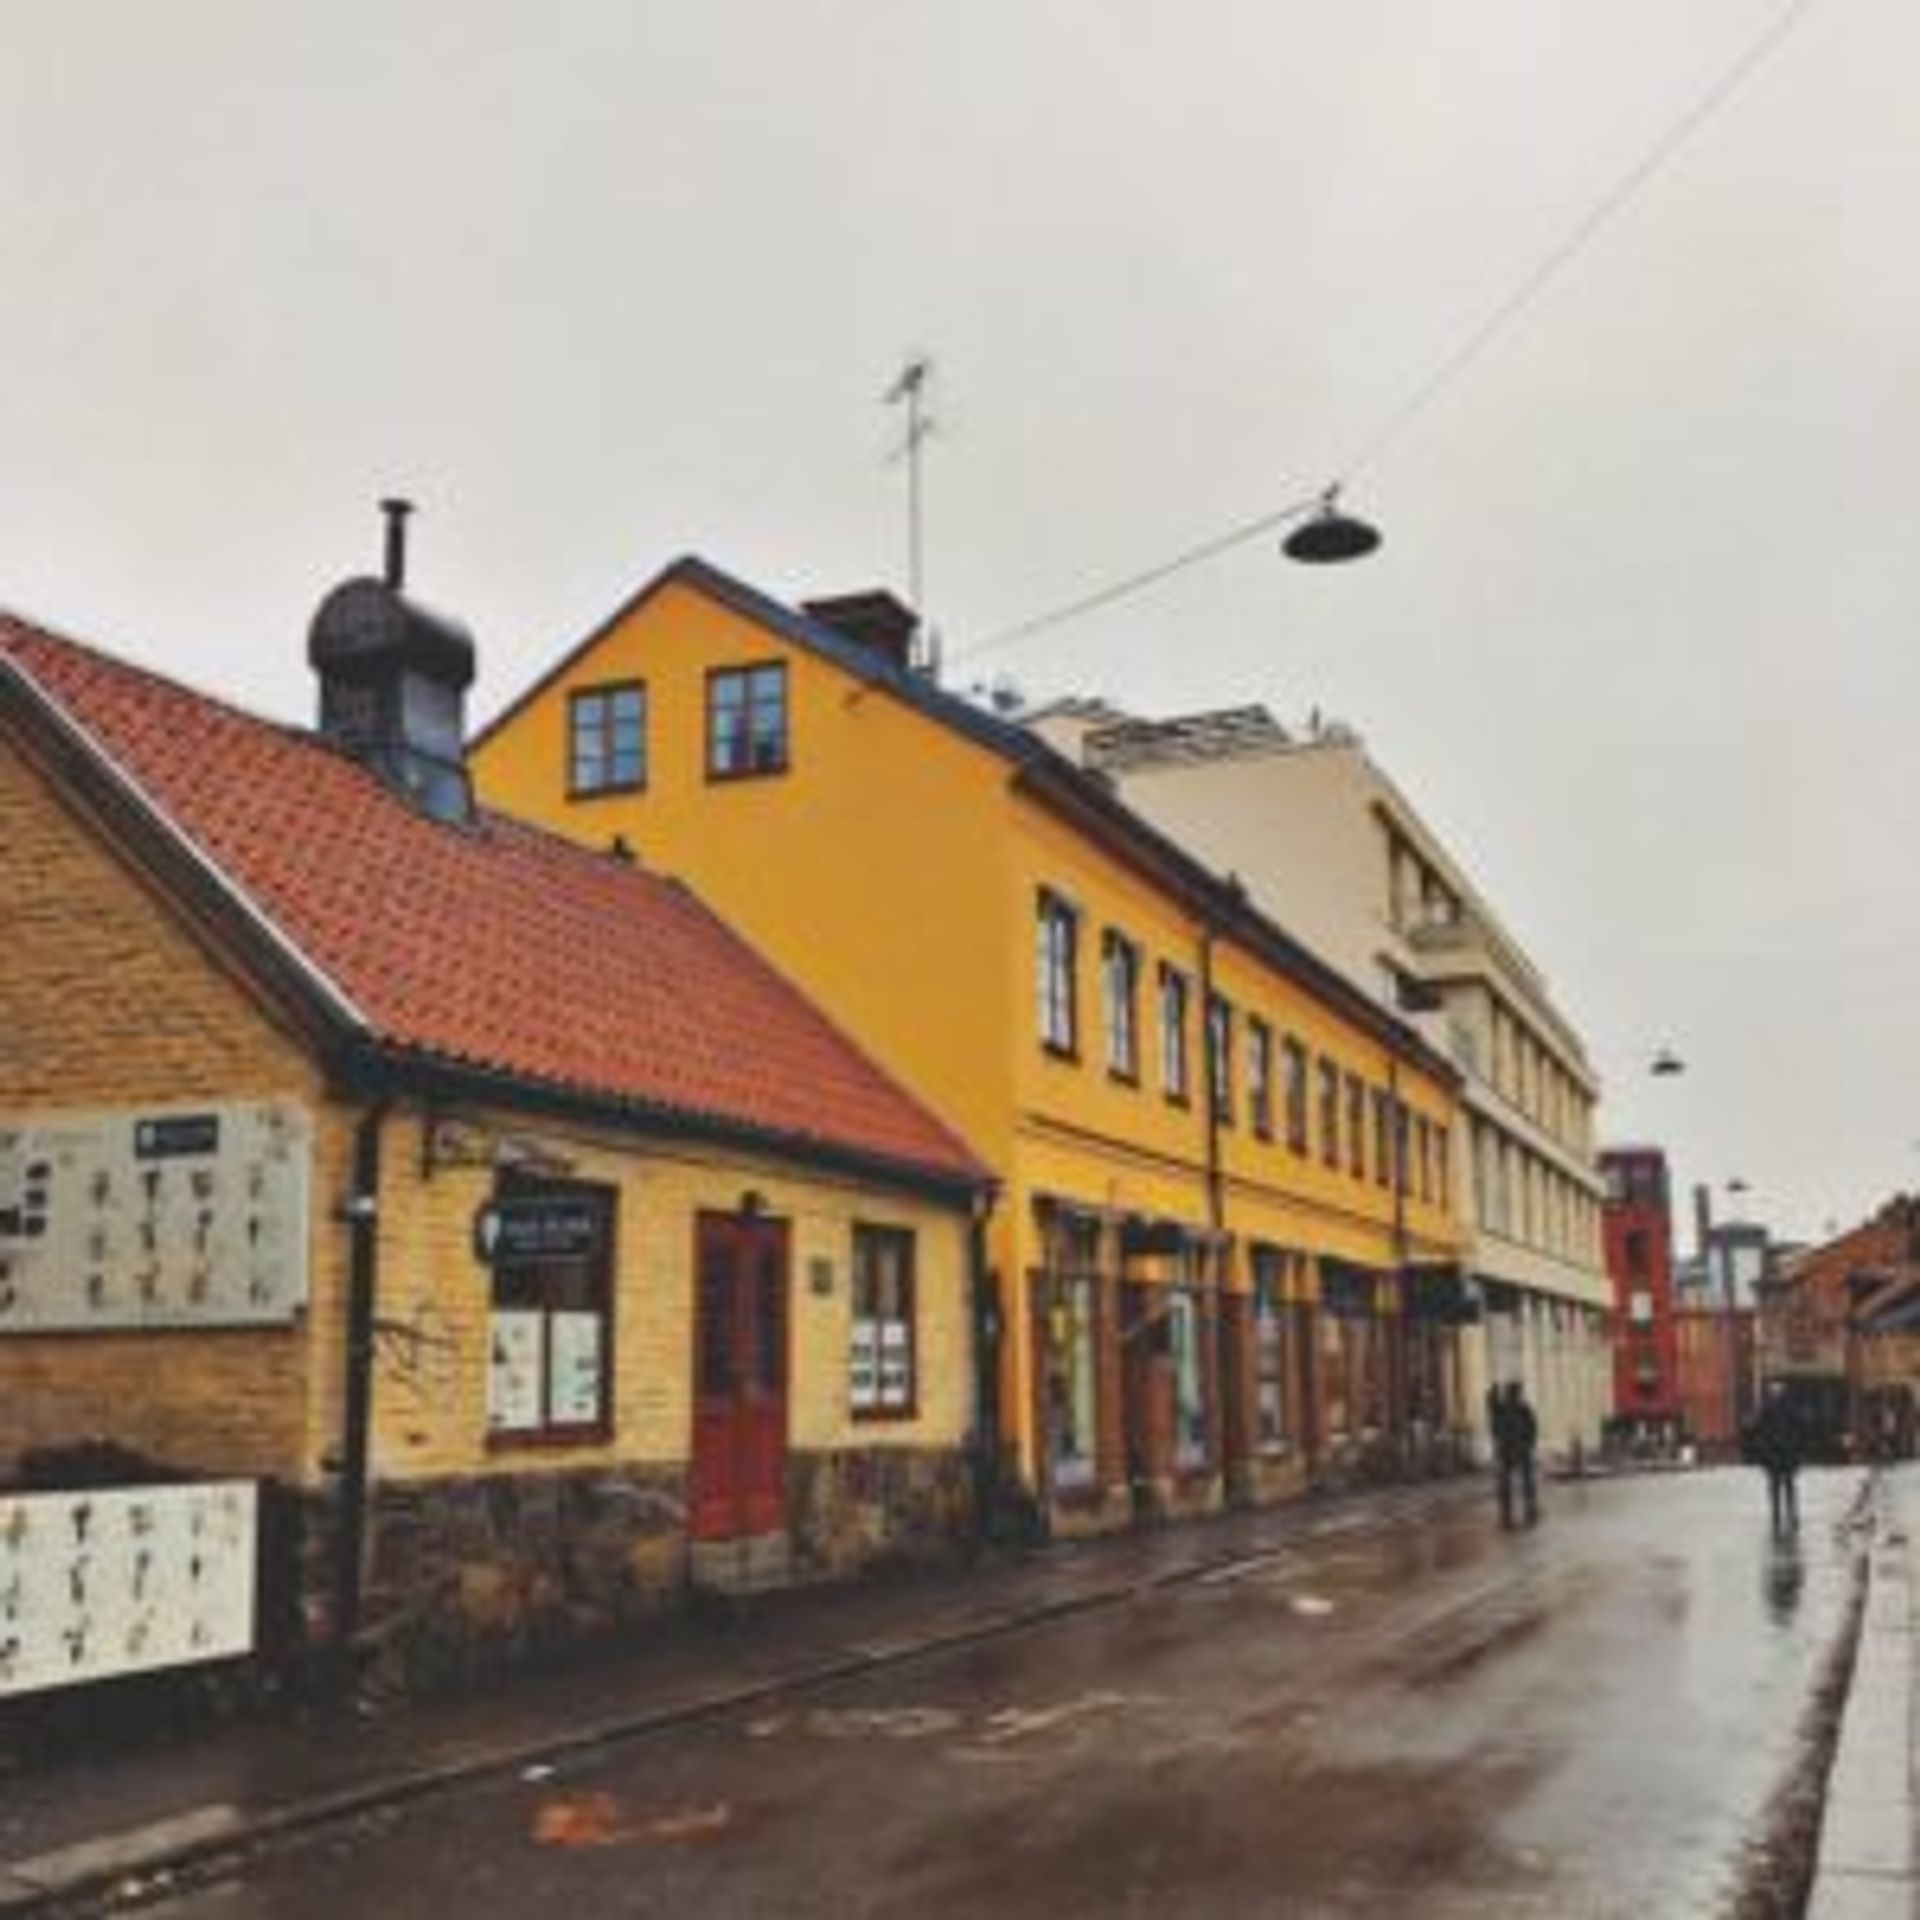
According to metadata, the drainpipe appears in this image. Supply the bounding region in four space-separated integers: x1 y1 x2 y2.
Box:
333 1102 387 1649
1388 1058 1411 1468
1197 922 1228 1484
968 1186 1004 1516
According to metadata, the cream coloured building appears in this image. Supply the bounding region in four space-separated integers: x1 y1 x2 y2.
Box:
1024 702 1609 1463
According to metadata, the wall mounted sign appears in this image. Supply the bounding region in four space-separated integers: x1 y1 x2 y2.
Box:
0 1101 312 1332
0 1480 257 1697
473 1194 605 1268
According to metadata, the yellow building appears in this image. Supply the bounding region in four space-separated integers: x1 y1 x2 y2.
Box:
0 541 984 1695
474 560 1467 1532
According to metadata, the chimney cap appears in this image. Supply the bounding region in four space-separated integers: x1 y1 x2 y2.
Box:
308 576 475 690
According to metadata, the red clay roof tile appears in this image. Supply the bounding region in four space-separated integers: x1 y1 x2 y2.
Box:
1 616 984 1192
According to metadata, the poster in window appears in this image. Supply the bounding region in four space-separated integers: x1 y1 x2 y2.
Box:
878 1319 911 1409
488 1310 543 1431
849 1319 878 1410
548 1310 604 1428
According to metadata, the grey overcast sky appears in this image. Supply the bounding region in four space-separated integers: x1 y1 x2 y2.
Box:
2 1 1913 1243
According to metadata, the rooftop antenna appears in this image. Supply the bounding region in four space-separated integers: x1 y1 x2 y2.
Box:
884 353 935 649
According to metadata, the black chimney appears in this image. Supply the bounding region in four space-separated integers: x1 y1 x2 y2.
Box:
803 590 920 673
309 501 477 824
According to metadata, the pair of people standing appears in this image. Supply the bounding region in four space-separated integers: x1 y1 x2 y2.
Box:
1490 1380 1540 1528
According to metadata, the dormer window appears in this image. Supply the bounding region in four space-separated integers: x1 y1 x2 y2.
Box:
569 682 647 796
708 662 789 779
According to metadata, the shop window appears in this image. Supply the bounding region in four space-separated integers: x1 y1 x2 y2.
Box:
1036 890 1080 1056
1319 1305 1351 1441
1159 964 1191 1104
1283 1037 1309 1153
1252 1250 1291 1451
568 682 647 796
1042 1217 1103 1489
707 662 788 778
1101 930 1140 1081
1168 1287 1209 1471
850 1223 916 1418
1247 1019 1274 1140
486 1182 615 1444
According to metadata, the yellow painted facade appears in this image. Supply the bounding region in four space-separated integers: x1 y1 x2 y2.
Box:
472 561 1468 1521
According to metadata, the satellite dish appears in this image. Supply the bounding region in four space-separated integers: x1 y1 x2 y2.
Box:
1283 491 1383 565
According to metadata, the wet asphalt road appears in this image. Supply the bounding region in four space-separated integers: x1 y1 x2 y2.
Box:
149 1467 1869 1920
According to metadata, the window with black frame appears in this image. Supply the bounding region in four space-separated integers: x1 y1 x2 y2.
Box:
485 1182 615 1444
707 662 789 778
568 682 647 795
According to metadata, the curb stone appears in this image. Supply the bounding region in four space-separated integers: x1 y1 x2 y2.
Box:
1806 1471 1918 1920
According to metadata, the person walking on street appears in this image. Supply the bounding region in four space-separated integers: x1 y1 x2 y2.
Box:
1748 1381 1803 1532
1495 1381 1540 1528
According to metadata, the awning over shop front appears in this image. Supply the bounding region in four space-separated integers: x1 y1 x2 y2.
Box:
1862 1292 1920 1335
1405 1263 1481 1325
1320 1256 1385 1318
1118 1213 1230 1258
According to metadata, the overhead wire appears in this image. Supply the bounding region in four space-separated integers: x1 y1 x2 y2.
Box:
949 0 1820 670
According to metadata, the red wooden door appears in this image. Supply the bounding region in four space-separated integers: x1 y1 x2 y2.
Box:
692 1214 789 1542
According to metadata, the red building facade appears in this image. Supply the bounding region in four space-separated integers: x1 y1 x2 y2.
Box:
1600 1147 1684 1444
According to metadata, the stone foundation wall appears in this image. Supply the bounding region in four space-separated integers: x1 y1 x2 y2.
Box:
786 1444 974 1580
356 1465 689 1690
1228 1450 1311 1509
1046 1482 1135 1540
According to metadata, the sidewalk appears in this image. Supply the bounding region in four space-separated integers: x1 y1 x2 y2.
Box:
0 1477 1479 1915
1808 1463 1919 1919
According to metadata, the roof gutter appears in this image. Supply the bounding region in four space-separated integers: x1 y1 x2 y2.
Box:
335 1042 994 1208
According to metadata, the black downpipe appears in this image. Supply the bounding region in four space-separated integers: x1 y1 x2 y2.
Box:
334 1103 386 1648
968 1191 1010 1535
1197 925 1228 1482
1388 1059 1410 1465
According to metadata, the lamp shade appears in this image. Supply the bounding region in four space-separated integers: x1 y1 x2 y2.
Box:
1283 499 1383 564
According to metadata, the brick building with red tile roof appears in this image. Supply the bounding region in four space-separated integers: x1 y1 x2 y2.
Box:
0 528 990 1698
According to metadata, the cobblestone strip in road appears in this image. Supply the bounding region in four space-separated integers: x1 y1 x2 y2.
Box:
1807 1467 1917 1920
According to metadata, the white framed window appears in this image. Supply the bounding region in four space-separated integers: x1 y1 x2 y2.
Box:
1101 930 1140 1081
1158 964 1191 1103
850 1224 916 1417
1035 890 1079 1056
1247 1019 1274 1139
